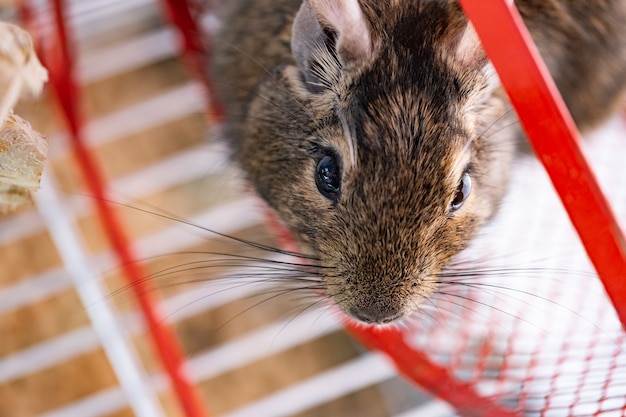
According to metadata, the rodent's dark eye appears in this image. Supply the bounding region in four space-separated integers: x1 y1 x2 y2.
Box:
450 172 471 212
316 155 341 200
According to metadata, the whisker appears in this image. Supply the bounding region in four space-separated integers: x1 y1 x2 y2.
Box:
85 195 317 261
140 250 330 269
270 296 333 345
434 281 610 338
200 284 327 337
428 292 565 341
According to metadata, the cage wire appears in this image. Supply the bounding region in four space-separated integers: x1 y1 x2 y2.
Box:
6 0 626 416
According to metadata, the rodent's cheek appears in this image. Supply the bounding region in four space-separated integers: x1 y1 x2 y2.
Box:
271 181 338 245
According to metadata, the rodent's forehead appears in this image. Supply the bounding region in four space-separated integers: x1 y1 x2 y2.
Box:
315 111 473 186
308 79 475 183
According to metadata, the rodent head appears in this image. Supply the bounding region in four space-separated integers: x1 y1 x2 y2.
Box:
240 0 515 325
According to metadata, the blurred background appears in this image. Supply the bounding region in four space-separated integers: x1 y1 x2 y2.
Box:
1 1 625 417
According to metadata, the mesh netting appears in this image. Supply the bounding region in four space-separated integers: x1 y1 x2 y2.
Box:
396 120 626 416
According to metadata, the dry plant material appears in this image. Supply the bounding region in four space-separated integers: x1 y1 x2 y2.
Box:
0 21 48 212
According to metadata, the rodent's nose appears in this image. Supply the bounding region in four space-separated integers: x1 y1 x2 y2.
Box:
349 305 403 325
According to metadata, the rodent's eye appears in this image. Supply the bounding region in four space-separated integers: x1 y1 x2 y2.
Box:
450 172 472 212
316 155 341 200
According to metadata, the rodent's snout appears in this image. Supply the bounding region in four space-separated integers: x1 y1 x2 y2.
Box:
328 267 440 326
348 304 404 325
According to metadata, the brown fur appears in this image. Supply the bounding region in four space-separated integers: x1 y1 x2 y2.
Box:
213 0 626 324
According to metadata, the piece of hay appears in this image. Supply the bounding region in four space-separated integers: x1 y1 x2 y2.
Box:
0 111 48 211
0 22 48 212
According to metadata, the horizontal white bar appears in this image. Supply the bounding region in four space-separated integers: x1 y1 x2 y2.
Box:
0 268 71 315
78 28 179 84
48 82 206 155
221 352 396 417
393 401 456 417
0 326 99 383
70 0 157 45
38 386 129 417
103 143 232 210
27 0 155 39
28 0 151 20
0 209 45 248
187 308 342 382
131 195 265 259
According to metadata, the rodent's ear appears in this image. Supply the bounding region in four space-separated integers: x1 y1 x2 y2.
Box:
292 0 372 72
446 22 487 70
445 21 499 93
